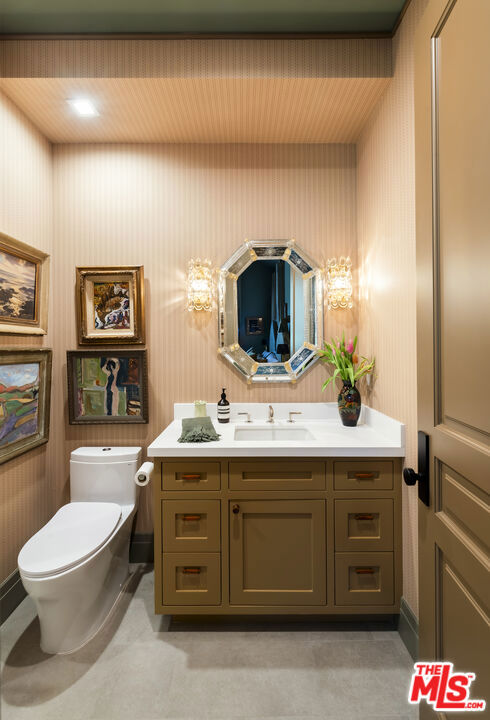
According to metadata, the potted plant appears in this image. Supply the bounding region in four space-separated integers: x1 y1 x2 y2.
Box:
319 333 375 426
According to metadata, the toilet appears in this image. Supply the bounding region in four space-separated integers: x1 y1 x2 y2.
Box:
18 446 142 654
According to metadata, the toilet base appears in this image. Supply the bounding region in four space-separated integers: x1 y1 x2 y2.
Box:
21 508 134 655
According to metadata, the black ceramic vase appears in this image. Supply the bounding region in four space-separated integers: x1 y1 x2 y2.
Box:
338 380 361 427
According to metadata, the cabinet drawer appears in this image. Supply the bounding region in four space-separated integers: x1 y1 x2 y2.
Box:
335 552 394 606
162 553 221 606
161 462 221 491
334 499 394 551
333 461 393 491
162 500 220 552
229 461 325 491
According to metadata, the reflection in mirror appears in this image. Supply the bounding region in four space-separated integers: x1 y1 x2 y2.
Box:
237 260 304 364
219 239 323 383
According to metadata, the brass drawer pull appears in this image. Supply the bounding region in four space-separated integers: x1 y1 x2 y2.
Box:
355 514 374 520
355 567 375 574
232 504 240 514
181 474 202 480
182 567 201 574
354 472 376 479
182 514 201 522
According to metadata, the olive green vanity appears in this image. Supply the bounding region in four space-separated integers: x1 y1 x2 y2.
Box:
152 453 403 616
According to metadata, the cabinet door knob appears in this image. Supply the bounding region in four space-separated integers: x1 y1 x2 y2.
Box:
232 504 240 514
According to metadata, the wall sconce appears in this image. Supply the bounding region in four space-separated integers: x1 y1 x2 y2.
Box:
326 256 353 309
187 258 214 311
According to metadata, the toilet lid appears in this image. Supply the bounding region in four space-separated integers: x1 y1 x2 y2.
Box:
18 502 122 578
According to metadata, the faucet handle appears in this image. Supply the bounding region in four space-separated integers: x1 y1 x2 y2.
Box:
238 412 251 423
288 411 302 423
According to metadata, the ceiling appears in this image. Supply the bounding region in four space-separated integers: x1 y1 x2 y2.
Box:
1 0 408 36
1 76 389 143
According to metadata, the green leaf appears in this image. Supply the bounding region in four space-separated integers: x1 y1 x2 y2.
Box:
348 366 355 385
322 377 334 390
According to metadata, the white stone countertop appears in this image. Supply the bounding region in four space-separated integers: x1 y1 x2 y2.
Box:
148 403 405 458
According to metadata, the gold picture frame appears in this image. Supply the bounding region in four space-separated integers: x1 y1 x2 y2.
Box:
0 348 52 464
76 266 145 345
0 232 50 336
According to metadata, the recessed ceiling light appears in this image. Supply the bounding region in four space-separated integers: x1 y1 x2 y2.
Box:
67 98 99 117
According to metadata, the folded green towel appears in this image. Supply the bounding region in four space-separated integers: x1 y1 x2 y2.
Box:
178 416 221 443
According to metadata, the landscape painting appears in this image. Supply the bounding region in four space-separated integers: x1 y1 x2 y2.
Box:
67 350 148 424
93 281 130 330
0 250 37 322
0 233 49 336
76 267 144 344
0 349 52 464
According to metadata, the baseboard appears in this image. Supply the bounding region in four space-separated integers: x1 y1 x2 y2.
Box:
398 596 418 661
0 569 27 626
129 533 154 563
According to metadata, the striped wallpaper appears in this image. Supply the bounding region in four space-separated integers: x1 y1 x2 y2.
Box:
357 0 428 616
0 92 55 583
51 142 358 537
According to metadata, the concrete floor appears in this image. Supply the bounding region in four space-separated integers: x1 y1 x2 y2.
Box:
1 565 418 720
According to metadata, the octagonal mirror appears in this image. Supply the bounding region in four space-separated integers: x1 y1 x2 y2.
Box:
218 240 323 383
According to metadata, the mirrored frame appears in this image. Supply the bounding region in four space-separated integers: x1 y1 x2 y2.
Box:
218 239 323 383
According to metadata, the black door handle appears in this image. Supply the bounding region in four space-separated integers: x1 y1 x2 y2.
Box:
403 431 430 507
403 468 420 486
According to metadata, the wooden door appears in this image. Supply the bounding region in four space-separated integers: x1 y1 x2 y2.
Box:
414 1 490 717
229 500 326 605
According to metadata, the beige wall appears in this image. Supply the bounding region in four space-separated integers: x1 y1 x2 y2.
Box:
0 91 55 582
51 143 357 533
357 0 428 616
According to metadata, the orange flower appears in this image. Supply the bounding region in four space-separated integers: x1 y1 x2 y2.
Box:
352 354 358 364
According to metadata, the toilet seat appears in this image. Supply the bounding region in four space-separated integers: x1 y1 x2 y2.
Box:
18 502 122 578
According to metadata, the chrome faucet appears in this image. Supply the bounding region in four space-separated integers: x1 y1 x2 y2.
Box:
267 405 274 423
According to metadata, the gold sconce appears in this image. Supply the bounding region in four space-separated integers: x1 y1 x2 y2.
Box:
326 256 353 309
187 258 214 312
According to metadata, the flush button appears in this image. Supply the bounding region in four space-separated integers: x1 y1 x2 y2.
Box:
102 448 111 451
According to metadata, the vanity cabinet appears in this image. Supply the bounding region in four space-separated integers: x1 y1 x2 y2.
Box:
154 457 402 616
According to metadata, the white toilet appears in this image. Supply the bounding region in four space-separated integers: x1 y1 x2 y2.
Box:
18 446 142 654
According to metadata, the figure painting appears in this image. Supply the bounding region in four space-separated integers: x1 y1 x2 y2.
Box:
0 349 52 464
67 350 148 424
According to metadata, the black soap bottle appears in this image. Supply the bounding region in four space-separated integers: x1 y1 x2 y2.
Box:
217 388 230 424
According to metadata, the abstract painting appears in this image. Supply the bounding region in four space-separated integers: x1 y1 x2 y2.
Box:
76 267 144 344
67 350 148 424
93 282 130 330
0 233 50 336
0 349 52 464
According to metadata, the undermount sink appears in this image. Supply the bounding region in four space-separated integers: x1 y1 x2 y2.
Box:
234 425 315 442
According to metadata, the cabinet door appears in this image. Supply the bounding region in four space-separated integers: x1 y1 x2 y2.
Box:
229 500 326 605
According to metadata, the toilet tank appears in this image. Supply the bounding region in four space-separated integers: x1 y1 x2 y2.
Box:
70 447 142 505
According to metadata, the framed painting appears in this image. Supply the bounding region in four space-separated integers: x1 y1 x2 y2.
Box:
67 350 148 424
0 232 50 335
0 348 52 464
76 266 145 345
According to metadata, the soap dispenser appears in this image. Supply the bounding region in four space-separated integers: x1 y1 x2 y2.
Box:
217 388 230 424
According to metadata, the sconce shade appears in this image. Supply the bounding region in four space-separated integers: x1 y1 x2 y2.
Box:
187 258 214 311
326 256 353 309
